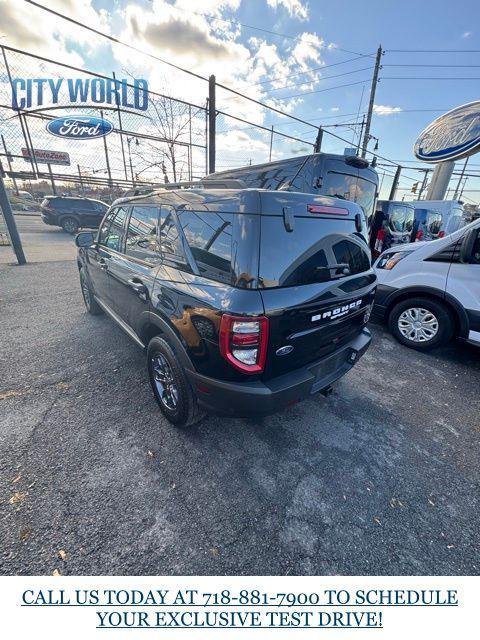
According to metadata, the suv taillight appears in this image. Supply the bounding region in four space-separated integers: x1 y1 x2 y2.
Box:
219 315 269 374
415 230 423 241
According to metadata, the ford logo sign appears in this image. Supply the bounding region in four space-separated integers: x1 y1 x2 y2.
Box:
414 101 480 163
46 116 113 140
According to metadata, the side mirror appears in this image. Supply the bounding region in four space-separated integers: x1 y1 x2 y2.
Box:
75 231 95 248
460 228 478 264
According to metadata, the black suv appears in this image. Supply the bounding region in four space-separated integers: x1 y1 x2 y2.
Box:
76 188 376 426
41 196 109 234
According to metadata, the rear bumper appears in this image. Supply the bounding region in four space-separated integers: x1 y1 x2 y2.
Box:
186 328 372 417
41 212 56 225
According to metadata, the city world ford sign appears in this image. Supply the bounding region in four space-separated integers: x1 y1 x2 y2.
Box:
414 101 480 163
46 116 113 140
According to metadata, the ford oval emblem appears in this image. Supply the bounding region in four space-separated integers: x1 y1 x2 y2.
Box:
414 101 480 163
276 345 294 356
46 115 113 140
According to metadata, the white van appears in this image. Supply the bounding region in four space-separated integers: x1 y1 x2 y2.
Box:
373 219 480 350
409 199 466 236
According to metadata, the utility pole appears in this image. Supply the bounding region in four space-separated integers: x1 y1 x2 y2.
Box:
389 165 402 200
314 127 323 152
0 163 26 265
269 126 274 161
453 156 469 199
357 115 366 154
417 169 430 200
208 75 216 174
100 109 113 187
361 45 382 158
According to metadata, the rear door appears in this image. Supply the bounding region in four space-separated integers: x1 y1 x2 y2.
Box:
258 206 375 377
107 204 161 331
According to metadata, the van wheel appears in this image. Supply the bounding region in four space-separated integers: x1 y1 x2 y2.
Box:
79 268 103 315
147 336 204 428
388 297 453 351
61 217 79 234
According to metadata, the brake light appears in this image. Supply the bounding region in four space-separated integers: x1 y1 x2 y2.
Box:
307 204 349 215
415 230 424 242
219 315 269 374
438 230 445 238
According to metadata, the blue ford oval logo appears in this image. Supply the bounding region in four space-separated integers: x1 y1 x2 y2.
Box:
276 345 294 356
46 115 113 140
414 101 480 163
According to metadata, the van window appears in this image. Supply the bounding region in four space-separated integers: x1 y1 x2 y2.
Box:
125 205 160 263
405 208 414 233
427 212 443 236
259 217 370 288
389 205 408 232
179 211 233 283
324 172 377 219
446 211 466 234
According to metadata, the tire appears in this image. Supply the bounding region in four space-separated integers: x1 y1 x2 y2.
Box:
61 217 79 234
388 297 454 351
147 336 204 428
79 268 103 315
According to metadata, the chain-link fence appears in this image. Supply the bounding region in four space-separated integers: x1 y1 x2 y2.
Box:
0 45 209 202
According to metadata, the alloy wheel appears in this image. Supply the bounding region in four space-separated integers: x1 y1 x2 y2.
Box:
151 354 179 410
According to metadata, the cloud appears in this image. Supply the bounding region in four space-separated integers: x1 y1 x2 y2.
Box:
373 104 402 116
128 13 233 61
291 33 324 70
330 106 340 112
462 31 472 38
266 0 309 20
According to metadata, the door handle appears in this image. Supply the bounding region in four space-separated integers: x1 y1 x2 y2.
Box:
128 278 148 299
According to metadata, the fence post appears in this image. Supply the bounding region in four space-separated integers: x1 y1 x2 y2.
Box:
0 164 26 265
1 134 19 195
47 163 57 195
77 164 85 194
208 75 216 174
100 109 113 187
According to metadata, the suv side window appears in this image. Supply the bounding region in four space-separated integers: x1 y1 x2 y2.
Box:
125 205 161 263
178 210 233 283
98 206 128 251
159 206 187 264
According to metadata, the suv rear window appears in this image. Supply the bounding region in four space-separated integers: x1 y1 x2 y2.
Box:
179 210 233 283
258 216 370 288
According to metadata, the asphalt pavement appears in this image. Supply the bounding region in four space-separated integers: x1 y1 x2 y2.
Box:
0 220 479 575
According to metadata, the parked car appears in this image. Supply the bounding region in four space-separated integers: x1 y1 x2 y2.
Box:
410 199 467 237
369 200 415 258
75 187 376 427
7 189 35 211
373 218 480 351
41 196 108 233
410 208 444 242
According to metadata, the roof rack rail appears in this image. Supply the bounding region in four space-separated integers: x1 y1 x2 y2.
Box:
123 178 247 198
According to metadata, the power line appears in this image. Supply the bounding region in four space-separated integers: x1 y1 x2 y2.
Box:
386 49 480 53
384 63 480 67
383 76 480 80
276 79 370 101
261 66 374 93
251 55 371 86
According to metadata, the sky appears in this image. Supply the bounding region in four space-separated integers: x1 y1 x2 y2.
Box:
1 0 480 201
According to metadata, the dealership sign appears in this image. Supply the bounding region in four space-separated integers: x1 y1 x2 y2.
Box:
414 101 480 163
11 77 148 111
46 116 113 140
21 147 70 165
